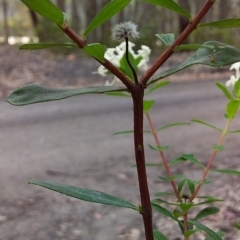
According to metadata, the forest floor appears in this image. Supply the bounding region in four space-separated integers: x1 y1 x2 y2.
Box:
1 44 240 240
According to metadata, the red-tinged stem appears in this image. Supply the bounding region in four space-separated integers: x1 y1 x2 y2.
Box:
141 0 216 85
146 113 181 201
61 24 134 90
183 213 189 240
131 84 153 240
189 119 232 202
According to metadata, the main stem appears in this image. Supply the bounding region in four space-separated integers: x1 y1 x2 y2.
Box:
131 83 153 240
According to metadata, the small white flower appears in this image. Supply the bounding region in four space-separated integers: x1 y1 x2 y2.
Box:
136 45 151 70
227 62 240 87
226 75 238 87
111 21 139 42
230 62 240 79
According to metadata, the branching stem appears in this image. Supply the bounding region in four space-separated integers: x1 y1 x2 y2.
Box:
189 119 232 202
146 113 181 201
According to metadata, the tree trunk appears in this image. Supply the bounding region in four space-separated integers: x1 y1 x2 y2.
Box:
178 0 191 43
57 0 66 12
2 0 9 43
71 0 80 33
29 10 39 36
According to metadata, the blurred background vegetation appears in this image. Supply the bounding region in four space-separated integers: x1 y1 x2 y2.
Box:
1 0 240 53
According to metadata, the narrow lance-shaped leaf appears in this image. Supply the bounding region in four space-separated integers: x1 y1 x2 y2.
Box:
193 206 220 221
155 33 175 46
191 119 222 132
145 80 170 94
6 84 127 106
199 18 240 28
149 41 240 86
233 78 240 98
188 220 222 240
156 122 190 131
84 0 131 36
20 43 77 50
153 230 169 240
152 203 178 222
143 100 155 113
215 82 234 100
204 232 225 240
83 43 106 61
210 169 240 176
29 180 138 210
21 0 65 25
226 100 240 119
143 0 191 19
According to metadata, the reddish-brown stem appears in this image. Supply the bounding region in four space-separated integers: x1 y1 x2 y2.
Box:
61 25 134 90
189 119 232 202
183 213 188 240
146 113 181 201
141 0 216 85
131 84 153 240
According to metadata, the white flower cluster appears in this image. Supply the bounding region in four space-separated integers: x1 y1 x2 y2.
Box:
95 41 151 86
226 62 240 87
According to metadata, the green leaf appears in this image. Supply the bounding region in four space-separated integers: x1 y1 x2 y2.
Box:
175 44 215 51
188 220 222 240
159 174 185 182
212 145 225 151
191 119 222 132
170 154 205 169
84 0 131 36
152 203 178 222
20 43 77 50
29 180 138 210
144 100 155 113
145 81 170 95
6 84 127 106
226 100 240 119
211 169 240 176
83 43 106 61
187 179 195 195
234 78 240 98
204 231 225 240
186 230 200 238
234 223 240 230
178 178 186 193
21 0 65 25
148 144 170 151
195 196 223 205
173 209 183 218
153 230 169 240
156 122 190 131
105 92 131 97
119 52 138 81
148 41 240 86
180 202 193 213
193 207 220 221
143 0 191 19
152 198 179 206
155 33 175 46
200 18 240 28
113 129 151 135
215 82 234 100
228 129 240 134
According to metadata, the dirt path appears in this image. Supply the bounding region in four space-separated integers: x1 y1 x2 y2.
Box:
1 80 240 239
0 45 240 240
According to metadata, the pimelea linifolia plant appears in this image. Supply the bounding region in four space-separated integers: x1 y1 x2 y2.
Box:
6 0 240 239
